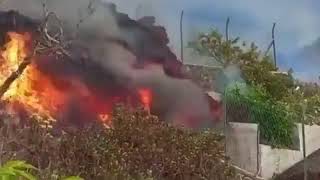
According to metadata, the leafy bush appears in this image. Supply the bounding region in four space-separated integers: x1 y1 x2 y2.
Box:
0 160 36 180
0 105 233 180
226 83 296 148
0 160 82 180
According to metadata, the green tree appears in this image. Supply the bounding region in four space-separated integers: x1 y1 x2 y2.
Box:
189 28 295 100
189 28 301 147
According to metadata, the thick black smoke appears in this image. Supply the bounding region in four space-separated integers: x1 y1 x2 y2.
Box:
0 1 216 129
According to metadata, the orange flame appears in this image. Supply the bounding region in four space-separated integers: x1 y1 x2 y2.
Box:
138 88 152 112
0 32 172 127
0 32 61 121
0 32 113 126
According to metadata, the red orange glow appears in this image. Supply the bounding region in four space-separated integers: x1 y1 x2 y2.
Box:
0 32 154 126
138 88 152 111
0 32 112 124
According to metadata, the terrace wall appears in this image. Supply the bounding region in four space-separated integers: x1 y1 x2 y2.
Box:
227 123 320 179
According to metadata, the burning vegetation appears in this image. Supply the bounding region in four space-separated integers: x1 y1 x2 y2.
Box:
0 105 232 179
0 1 219 129
0 30 156 127
0 1 230 179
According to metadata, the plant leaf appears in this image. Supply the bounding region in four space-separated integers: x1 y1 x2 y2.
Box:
13 169 36 180
62 176 84 180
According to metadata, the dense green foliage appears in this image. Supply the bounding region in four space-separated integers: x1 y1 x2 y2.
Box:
281 82 320 125
0 105 233 180
0 160 82 180
188 28 320 147
226 83 295 148
0 160 36 180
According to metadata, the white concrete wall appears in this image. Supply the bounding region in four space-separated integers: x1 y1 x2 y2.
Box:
227 123 320 179
226 123 259 174
260 145 303 179
259 123 320 179
304 124 320 156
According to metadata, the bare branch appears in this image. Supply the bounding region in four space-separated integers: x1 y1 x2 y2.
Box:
41 0 49 18
43 12 63 44
0 8 72 99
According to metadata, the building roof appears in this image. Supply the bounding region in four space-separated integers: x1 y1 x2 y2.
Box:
207 91 222 102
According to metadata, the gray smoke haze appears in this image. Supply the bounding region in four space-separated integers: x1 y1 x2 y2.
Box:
0 0 214 128
1 0 121 38
90 37 212 128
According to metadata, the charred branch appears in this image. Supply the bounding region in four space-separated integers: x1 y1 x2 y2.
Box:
0 57 31 97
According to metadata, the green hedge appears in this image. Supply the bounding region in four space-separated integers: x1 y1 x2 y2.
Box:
225 83 296 148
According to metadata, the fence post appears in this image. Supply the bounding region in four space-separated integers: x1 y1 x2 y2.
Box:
302 102 307 180
272 23 277 67
256 125 261 176
180 10 184 63
223 89 227 154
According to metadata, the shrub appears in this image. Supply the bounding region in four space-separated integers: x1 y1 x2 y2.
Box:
0 105 233 180
0 160 82 180
226 83 296 148
0 160 36 180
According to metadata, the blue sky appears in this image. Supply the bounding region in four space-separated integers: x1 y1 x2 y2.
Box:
111 0 320 82
4 0 320 80
2 0 318 81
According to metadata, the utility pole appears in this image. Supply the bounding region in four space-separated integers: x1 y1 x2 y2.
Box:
180 10 184 63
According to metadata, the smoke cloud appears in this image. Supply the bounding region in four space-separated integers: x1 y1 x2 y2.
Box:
0 0 215 128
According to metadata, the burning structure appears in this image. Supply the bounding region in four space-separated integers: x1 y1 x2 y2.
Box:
0 1 220 129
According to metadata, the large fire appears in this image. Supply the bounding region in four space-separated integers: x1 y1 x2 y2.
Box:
0 32 67 122
0 32 152 126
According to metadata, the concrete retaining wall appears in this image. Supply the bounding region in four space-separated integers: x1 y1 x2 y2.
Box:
304 124 320 156
259 124 320 179
260 144 303 178
226 123 259 174
227 123 320 179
